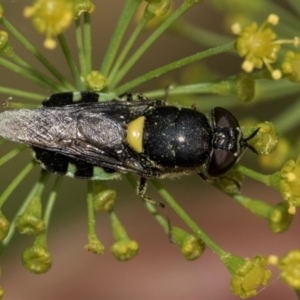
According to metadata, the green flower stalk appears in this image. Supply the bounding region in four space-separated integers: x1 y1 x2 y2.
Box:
85 181 105 254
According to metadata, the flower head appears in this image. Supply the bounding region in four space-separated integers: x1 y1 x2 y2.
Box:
24 0 74 49
22 244 52 274
281 51 300 83
110 239 139 261
279 154 300 210
234 14 299 80
269 250 300 289
230 255 272 298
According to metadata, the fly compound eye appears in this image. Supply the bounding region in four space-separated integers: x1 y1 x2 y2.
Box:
207 107 243 177
207 149 238 177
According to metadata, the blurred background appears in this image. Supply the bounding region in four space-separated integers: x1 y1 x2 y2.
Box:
0 0 299 299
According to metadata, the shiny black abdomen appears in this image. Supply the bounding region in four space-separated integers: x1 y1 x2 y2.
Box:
143 106 212 168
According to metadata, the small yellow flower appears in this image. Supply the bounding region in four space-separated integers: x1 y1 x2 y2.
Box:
269 250 300 289
259 137 290 170
22 244 52 274
268 202 293 233
24 0 74 49
279 154 300 210
146 0 171 17
242 122 278 156
110 239 139 261
93 189 116 212
85 71 107 92
15 196 45 235
230 255 272 298
74 0 95 18
281 51 300 83
0 31 13 57
85 235 105 254
180 234 205 261
234 14 299 80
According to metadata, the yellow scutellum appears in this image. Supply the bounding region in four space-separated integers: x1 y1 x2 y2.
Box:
269 250 300 289
234 14 299 80
268 202 293 233
281 51 300 83
110 239 139 261
279 153 300 211
23 0 74 49
74 0 95 18
230 255 272 298
85 71 107 92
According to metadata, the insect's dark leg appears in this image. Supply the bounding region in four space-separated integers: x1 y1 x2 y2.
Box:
137 177 174 243
119 92 133 101
198 172 241 192
197 172 211 183
137 177 165 208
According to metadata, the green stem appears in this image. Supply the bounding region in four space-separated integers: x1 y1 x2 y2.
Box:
100 0 143 76
0 145 26 167
43 176 62 230
272 97 300 134
294 288 300 300
107 10 154 82
286 0 300 16
0 169 48 253
84 13 92 74
234 164 271 186
0 57 62 93
0 86 45 101
1 17 71 87
170 19 232 48
57 34 82 90
115 42 235 94
109 210 129 240
0 160 36 208
150 179 228 257
75 18 87 80
87 181 96 236
11 54 70 92
110 1 196 89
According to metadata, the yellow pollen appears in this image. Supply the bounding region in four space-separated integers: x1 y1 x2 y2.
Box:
268 14 279 25
286 172 296 181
